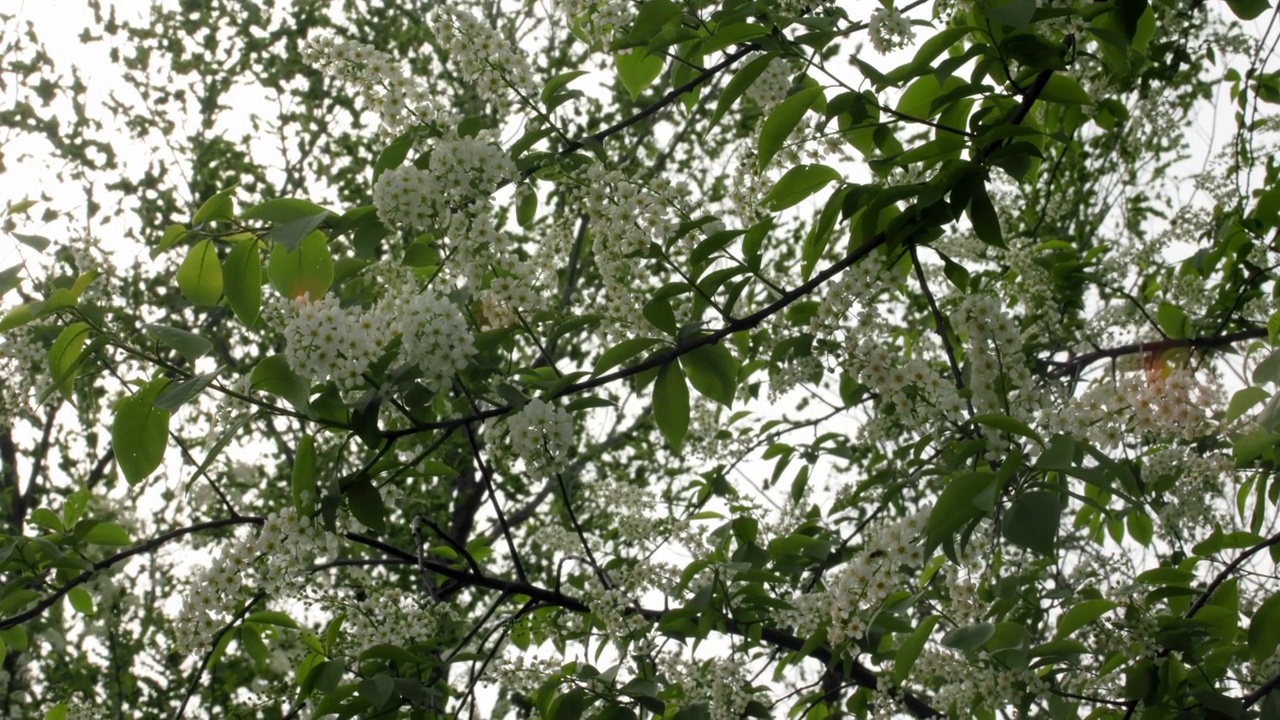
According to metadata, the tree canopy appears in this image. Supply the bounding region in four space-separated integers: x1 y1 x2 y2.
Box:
1 0 1280 717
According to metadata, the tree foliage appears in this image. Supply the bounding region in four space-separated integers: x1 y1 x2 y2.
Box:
1 0 1279 717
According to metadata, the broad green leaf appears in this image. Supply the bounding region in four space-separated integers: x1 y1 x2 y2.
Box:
66 587 94 616
11 232 50 252
222 237 263 326
1002 490 1061 554
1226 387 1270 424
1227 0 1270 19
247 611 299 629
758 86 824 171
967 183 1005 248
374 130 414 182
982 0 1036 27
250 355 312 415
643 297 678 336
293 434 318 517
111 377 171 485
1249 593 1280 662
941 622 994 653
192 187 235 225
154 370 221 412
0 302 41 333
762 164 841 212
268 212 331 253
1156 302 1190 338
1134 567 1196 585
653 362 690 452
1253 349 1280 386
613 0 681 49
144 324 212 365
151 224 189 259
187 411 257 491
894 616 938 683
971 413 1043 445
517 186 539 228
616 49 665 100
346 475 386 535
926 471 997 554
268 231 334 300
1038 75 1094 105
594 338 663 376
242 198 330 223
679 342 738 407
541 70 590 105
1127 511 1153 547
47 322 91 401
82 522 131 546
701 21 769 56
709 53 776 131
896 74 966 120
177 239 223 306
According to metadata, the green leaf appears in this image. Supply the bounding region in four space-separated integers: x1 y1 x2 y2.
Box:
144 324 213 365
247 611 299 629
250 355 312 415
81 522 131 546
186 411 257 492
11 232 50 252
66 587 94 616
679 342 738 407
758 86 824 172
47 322 91 402
1156 302 1190 339
894 616 938 683
1227 387 1270 424
1254 350 1280 386
709 53 776 131
595 338 664 376
801 186 851 281
643 297 678 336
0 302 41 333
154 370 221 412
293 434 318 517
1227 0 1271 19
541 70 590 105
1249 593 1280 662
1038 75 1094 105
762 164 841 212
268 231 334 300
222 237 263 327
971 413 1043 445
192 187 235 225
516 186 539 228
177 239 224 306
926 471 997 554
1127 511 1153 547
242 198 330 223
982 0 1036 27
1001 491 1060 554
111 377 171 485
616 49 665 100
653 362 690 452
268 211 331 253
967 183 1005 248
151 224 189 259
374 131 414 182
896 74 966 120
613 0 681 49
347 475 386 535
941 622 994 652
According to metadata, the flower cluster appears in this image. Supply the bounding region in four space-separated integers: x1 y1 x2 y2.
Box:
0 326 41 428
390 288 477 391
506 398 575 478
776 508 929 650
432 8 536 105
174 508 339 652
553 0 632 47
302 37 444 135
372 137 515 238
338 586 457 656
664 655 761 720
952 295 1037 455
868 7 915 54
277 293 392 390
746 56 795 113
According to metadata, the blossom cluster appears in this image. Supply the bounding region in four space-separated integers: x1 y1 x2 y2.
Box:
173 508 339 652
775 508 929 650
302 37 444 136
663 654 762 720
505 398 575 478
868 7 915 54
273 281 476 393
0 326 41 428
371 137 516 239
552 0 632 48
432 8 537 106
952 294 1038 455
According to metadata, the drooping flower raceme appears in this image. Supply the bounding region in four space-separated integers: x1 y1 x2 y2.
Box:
372 137 516 238
868 6 915 54
391 288 477 391
302 36 445 136
505 398 575 478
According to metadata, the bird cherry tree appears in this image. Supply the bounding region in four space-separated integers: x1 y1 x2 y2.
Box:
1 0 1279 717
